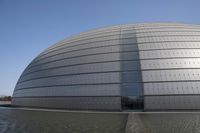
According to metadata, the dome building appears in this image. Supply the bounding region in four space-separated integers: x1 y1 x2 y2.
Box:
12 23 200 111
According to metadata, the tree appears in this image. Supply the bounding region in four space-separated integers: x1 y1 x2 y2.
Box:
0 96 11 101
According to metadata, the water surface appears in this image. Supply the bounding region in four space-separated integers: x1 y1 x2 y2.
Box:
0 107 127 133
1 107 200 133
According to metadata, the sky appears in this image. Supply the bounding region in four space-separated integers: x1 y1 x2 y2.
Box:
0 0 200 96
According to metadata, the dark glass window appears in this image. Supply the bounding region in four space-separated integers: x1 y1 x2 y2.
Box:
121 96 143 110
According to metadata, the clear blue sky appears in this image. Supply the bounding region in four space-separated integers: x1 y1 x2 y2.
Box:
0 0 199 96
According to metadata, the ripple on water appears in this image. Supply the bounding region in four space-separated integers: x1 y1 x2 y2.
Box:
2 108 200 133
0 108 127 133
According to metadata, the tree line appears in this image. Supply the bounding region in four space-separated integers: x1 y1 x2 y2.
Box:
0 96 11 101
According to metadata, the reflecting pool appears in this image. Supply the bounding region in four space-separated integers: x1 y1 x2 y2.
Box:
1 107 200 133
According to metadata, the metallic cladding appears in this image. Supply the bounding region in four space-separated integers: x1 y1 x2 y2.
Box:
12 23 200 111
12 25 123 110
136 23 200 110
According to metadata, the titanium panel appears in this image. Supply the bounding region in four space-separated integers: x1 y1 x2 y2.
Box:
16 72 121 90
145 96 200 110
13 84 120 97
144 82 200 95
141 58 200 70
24 53 121 74
138 42 200 50
12 97 121 110
140 49 200 59
142 69 200 82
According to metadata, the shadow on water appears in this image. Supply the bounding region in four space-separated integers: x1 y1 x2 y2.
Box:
1 107 200 133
